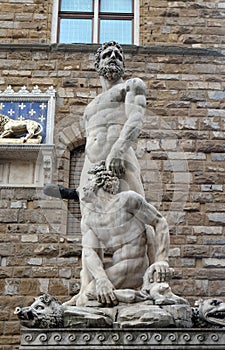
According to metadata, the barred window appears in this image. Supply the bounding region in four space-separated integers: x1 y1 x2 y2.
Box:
67 145 85 236
55 0 139 45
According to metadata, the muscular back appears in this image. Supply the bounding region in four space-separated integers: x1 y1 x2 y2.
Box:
83 193 146 249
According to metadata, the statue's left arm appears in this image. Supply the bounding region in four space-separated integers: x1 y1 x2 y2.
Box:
106 78 146 176
128 192 172 285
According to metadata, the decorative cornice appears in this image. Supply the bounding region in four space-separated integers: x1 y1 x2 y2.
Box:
0 85 56 98
0 144 55 161
0 43 224 57
19 328 225 349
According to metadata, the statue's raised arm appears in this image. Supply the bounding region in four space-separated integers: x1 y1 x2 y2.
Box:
106 77 146 176
93 41 146 178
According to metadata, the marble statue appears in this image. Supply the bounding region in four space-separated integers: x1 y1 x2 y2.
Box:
13 41 225 333
192 298 225 328
61 41 177 307
0 113 43 143
14 294 64 328
42 41 192 327
15 293 225 328
64 161 176 307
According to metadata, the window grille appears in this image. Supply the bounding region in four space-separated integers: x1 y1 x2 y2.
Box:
67 145 85 236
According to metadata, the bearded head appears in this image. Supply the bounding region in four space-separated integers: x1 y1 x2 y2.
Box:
95 41 125 81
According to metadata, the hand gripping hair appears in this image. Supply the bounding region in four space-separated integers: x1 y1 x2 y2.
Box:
88 161 120 195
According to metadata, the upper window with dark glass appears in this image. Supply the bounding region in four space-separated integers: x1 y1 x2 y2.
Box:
58 0 134 44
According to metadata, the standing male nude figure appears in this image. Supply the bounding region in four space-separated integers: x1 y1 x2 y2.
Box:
44 41 171 306
61 42 171 306
79 41 145 196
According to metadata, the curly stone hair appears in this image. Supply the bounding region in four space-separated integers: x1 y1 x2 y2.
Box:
87 161 120 195
94 41 125 72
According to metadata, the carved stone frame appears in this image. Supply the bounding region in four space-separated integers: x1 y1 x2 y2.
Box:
0 85 56 144
0 86 56 187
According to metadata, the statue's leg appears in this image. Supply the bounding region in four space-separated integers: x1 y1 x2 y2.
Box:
24 127 35 141
0 129 12 138
43 184 79 200
63 250 93 306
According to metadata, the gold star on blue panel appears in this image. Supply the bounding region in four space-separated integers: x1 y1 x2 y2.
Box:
0 101 47 142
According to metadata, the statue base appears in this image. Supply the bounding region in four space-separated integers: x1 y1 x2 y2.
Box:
0 138 41 144
19 328 225 349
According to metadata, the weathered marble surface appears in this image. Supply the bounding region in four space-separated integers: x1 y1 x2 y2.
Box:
16 293 225 330
15 294 192 329
19 328 225 350
64 301 192 329
0 113 43 143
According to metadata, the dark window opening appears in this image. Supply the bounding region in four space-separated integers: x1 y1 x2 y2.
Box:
67 145 85 236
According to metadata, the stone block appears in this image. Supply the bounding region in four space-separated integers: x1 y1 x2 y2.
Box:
48 279 68 295
20 279 39 295
0 210 18 223
208 109 225 117
209 281 225 299
168 152 206 160
201 184 223 191
211 153 225 161
0 267 13 278
4 321 20 335
59 268 72 279
32 267 58 278
205 203 225 212
208 91 225 100
211 246 225 258
169 248 180 257
180 258 196 267
196 140 225 153
157 73 179 80
21 234 38 243
208 213 225 224
203 118 220 130
0 243 14 256
4 279 20 296
59 244 82 258
34 244 58 256
146 140 160 151
182 245 209 257
203 238 225 245
203 258 225 268
163 160 189 172
161 139 177 150
28 258 42 266
193 226 223 235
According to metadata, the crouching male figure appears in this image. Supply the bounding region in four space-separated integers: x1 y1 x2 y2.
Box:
64 162 173 307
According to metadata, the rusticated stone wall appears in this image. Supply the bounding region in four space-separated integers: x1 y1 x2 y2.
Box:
140 0 225 48
0 0 225 48
0 0 53 44
0 44 225 349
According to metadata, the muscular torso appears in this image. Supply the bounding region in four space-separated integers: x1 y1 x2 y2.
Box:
79 79 147 290
84 83 126 163
79 80 144 196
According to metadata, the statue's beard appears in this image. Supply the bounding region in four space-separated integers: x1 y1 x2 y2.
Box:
98 63 124 81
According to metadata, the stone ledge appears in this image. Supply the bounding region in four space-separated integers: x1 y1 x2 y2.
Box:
0 43 224 57
0 144 55 161
19 328 225 349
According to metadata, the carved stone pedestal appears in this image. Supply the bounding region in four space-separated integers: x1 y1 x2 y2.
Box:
19 328 225 349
